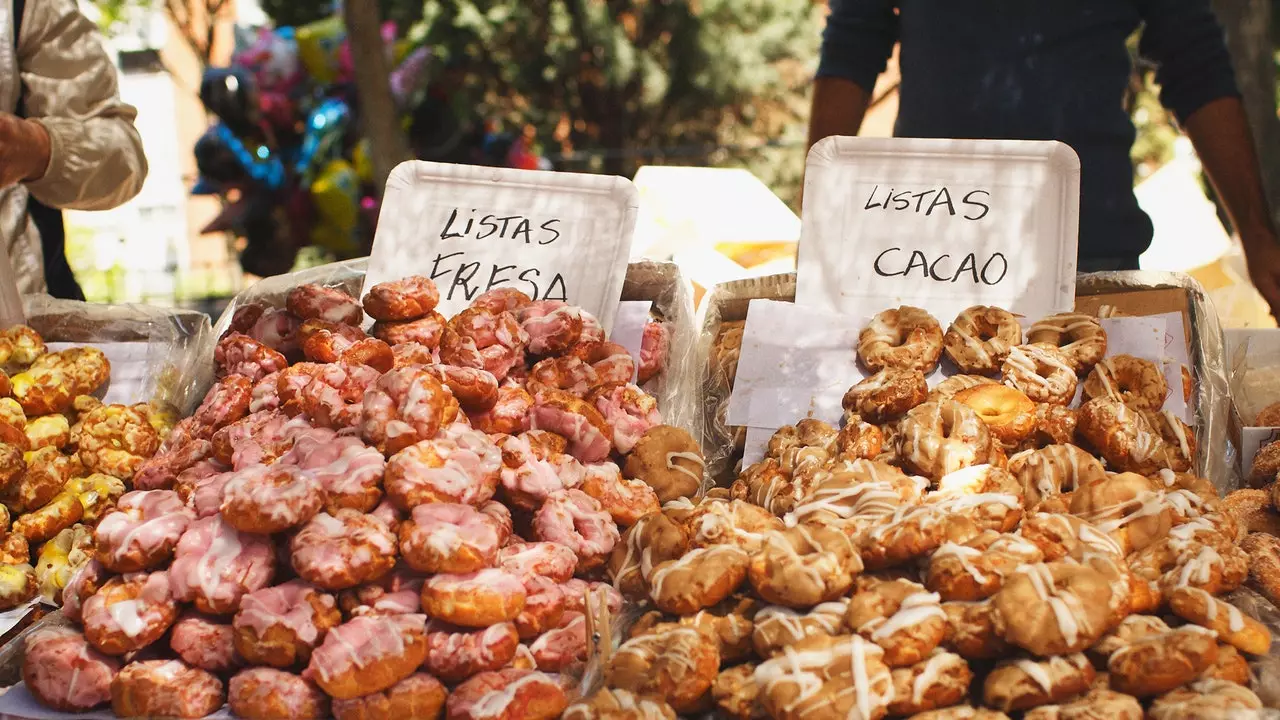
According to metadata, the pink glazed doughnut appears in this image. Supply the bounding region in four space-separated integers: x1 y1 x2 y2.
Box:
529 389 613 463
23 627 121 711
94 490 194 573
233 579 341 668
499 433 586 511
588 383 661 454
532 489 620 571
170 612 241 672
516 301 584 356
385 433 503 509
529 611 588 672
498 541 578 583
291 509 398 590
280 430 385 513
220 463 324 534
423 620 521 683
399 501 512 574
169 515 276 614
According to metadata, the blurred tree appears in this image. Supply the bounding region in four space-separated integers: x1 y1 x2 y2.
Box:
257 0 423 30
403 0 820 202
95 0 233 64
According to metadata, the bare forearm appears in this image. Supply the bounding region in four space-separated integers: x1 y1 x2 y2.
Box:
808 77 872 152
1184 96 1276 247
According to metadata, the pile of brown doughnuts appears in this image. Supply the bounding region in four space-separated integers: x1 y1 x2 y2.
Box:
19 276 705 720
0 324 168 614
569 304 1272 720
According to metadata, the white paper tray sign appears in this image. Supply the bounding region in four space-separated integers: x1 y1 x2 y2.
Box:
798 137 1080 325
366 161 640 332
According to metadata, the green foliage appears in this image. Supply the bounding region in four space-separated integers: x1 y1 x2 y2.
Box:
258 0 422 30
259 0 820 202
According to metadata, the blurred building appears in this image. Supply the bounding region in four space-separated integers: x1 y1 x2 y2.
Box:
67 0 258 312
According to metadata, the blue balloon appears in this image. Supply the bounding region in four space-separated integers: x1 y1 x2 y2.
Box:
194 124 285 191
295 98 351 180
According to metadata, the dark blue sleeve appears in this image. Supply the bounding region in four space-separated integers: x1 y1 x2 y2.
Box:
816 0 898 91
1136 0 1240 121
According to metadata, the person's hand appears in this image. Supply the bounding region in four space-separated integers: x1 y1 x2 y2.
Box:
0 113 50 187
1241 223 1280 321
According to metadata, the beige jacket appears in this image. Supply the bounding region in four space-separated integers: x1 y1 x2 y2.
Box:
1 0 146 295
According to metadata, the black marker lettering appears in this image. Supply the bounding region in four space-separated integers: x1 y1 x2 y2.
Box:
954 254 979 284
429 252 464 283
476 214 499 240
512 218 533 244
486 264 516 292
517 268 541 299
926 186 956 216
928 254 952 281
962 190 991 221
981 253 1009 285
873 248 904 277
864 185 884 211
440 209 464 240
539 219 561 245
911 190 935 213
905 250 929 278
891 191 911 211
452 262 481 300
544 273 568 302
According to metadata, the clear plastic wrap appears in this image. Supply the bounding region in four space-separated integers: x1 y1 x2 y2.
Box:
698 270 1231 489
1076 271 1233 491
22 296 214 415
619 260 700 449
211 258 702 430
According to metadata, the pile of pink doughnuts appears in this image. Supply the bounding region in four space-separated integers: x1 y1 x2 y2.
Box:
21 277 703 720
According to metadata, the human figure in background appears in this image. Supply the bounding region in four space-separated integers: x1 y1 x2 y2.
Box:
809 1 1280 318
1 0 147 298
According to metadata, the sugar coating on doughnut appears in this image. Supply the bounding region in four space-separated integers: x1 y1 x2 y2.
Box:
229 667 330 720
110 659 225 718
581 461 660 527
425 620 521 682
281 432 385 512
400 502 511 573
499 542 578 584
305 613 427 686
422 568 528 627
361 367 459 455
292 509 398 590
499 433 586 509
235 580 336 647
171 613 239 672
81 571 179 656
446 668 569 720
943 305 1022 374
533 489 621 568
332 673 448 720
22 627 120 712
94 490 193 572
529 389 613 463
1001 344 1078 406
220 463 324 533
386 433 503 508
517 301 584 355
168 515 275 613
589 383 661 454
530 611 589 671
858 306 944 373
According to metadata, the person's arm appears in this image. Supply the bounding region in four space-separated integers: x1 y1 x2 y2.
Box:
808 0 898 152
1183 98 1280 317
1137 0 1280 317
15 0 147 210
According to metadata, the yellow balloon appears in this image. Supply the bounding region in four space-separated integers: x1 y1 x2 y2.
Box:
296 17 346 84
352 140 374 184
311 159 359 232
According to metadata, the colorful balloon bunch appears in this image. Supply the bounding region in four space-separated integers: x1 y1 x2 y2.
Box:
193 15 548 278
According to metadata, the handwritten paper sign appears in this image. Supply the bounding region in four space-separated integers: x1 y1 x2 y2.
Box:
797 137 1080 325
366 161 639 331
